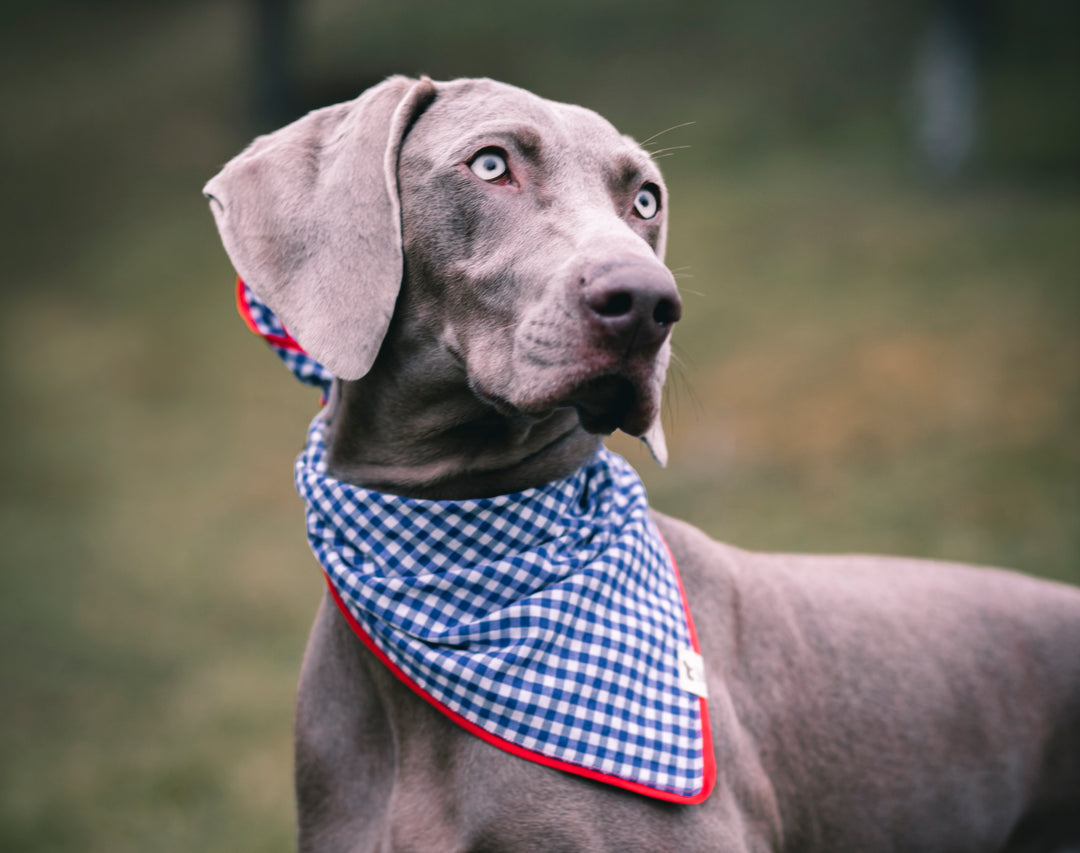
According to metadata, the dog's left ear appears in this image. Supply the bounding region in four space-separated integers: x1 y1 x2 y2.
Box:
642 185 671 467
655 205 669 267
204 76 437 379
642 418 668 467
641 347 669 467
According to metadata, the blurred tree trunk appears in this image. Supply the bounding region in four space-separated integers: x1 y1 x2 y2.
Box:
911 0 984 178
252 0 297 128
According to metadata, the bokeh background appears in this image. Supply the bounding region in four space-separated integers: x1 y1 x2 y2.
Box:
2 0 1077 849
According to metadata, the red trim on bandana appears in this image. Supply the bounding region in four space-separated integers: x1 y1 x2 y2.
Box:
236 271 716 802
235 277 306 352
324 545 717 805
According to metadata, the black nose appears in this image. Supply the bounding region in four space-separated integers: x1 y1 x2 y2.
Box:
582 263 682 350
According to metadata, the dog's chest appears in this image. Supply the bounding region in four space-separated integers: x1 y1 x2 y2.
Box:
300 417 715 802
354 642 756 853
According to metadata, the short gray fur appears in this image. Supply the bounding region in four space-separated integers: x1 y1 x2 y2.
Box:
205 76 1080 853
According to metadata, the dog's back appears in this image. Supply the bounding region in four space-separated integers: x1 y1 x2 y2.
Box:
661 512 1080 852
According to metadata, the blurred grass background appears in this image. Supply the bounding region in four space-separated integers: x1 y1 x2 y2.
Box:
1 0 1077 849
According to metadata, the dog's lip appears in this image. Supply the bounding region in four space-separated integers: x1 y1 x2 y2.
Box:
565 374 637 434
476 365 657 437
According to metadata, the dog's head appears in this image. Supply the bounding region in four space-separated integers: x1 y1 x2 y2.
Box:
205 76 679 464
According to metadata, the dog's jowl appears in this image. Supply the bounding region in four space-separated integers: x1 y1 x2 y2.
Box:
206 76 1080 853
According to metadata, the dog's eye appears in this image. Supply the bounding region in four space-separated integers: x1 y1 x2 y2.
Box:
469 150 509 182
633 185 660 220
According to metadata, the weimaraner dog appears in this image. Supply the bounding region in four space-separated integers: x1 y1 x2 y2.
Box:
205 76 1080 852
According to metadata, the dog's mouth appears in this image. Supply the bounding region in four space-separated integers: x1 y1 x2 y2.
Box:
563 369 662 437
477 369 657 437
471 318 669 438
566 374 637 434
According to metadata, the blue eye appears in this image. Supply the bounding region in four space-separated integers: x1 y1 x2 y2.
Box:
470 150 509 182
633 186 659 219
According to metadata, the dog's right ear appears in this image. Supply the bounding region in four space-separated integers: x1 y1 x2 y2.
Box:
203 76 437 380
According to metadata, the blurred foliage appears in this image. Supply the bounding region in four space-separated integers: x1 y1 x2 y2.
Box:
0 0 1077 850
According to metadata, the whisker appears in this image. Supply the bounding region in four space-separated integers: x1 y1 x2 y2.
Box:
649 145 692 157
639 121 696 147
665 347 704 421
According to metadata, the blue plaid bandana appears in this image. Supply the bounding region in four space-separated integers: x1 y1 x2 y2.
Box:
237 279 715 802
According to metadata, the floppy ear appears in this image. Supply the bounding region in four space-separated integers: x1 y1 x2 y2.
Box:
641 187 671 466
654 199 669 264
204 75 437 379
641 345 669 467
642 418 668 467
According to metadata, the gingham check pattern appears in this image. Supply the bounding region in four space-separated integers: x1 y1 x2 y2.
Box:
296 417 705 796
238 280 334 394
239 279 707 797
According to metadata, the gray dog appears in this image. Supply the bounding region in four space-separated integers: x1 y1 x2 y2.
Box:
205 76 1080 852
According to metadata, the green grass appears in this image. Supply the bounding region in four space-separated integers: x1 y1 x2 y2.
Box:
1 3 1077 851
621 157 1080 587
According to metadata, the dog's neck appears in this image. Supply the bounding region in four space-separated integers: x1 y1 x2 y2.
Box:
325 369 601 501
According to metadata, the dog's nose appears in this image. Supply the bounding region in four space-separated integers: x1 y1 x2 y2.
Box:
582 264 682 350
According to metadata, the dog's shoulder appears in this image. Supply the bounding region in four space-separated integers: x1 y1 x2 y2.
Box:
652 507 1080 703
653 506 1080 623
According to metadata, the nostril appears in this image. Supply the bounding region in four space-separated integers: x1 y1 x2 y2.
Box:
582 264 681 342
653 297 681 326
588 290 634 318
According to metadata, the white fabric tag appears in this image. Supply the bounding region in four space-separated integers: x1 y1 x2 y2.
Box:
678 647 708 698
